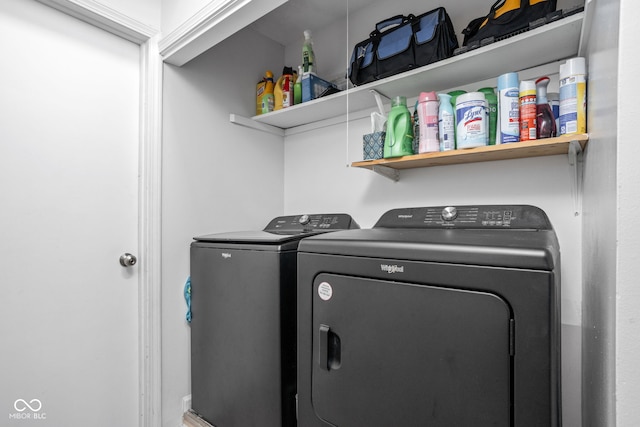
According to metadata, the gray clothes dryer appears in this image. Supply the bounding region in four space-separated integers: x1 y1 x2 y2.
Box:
297 205 561 427
190 214 358 427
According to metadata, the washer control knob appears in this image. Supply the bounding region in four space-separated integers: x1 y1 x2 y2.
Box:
441 206 458 221
299 214 311 225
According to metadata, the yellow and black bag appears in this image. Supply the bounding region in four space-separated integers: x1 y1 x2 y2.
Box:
462 0 557 46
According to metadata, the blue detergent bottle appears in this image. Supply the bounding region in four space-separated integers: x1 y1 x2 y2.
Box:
384 96 414 158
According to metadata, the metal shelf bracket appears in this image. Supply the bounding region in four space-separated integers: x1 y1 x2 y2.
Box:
372 165 400 182
568 139 584 215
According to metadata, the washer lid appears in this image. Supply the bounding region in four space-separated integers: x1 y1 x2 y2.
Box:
193 229 322 244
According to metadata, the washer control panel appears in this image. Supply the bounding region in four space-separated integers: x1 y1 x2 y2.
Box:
264 214 359 233
375 205 552 230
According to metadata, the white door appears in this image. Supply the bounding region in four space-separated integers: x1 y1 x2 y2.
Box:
0 1 141 425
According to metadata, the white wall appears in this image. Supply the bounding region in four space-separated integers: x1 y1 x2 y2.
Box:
161 27 285 427
161 0 208 36
616 0 640 425
580 0 619 425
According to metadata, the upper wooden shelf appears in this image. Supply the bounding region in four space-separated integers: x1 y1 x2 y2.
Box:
351 134 589 173
249 12 584 131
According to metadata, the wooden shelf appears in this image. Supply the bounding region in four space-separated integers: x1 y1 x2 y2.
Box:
351 134 589 172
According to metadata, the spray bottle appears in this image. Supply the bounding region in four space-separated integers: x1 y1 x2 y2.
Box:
535 76 556 138
302 30 316 74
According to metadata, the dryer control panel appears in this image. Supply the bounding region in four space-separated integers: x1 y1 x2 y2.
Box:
374 205 552 230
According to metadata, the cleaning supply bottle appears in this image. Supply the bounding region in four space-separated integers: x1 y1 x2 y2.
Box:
478 87 498 145
294 66 303 105
259 70 275 115
456 92 489 149
383 96 414 158
438 93 455 151
412 100 420 154
559 57 587 135
519 79 537 141
417 91 440 153
448 90 466 147
548 92 560 132
302 30 316 74
535 76 556 139
497 72 520 143
256 77 266 115
274 67 294 110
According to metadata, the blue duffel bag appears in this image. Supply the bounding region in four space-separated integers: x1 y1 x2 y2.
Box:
348 8 458 86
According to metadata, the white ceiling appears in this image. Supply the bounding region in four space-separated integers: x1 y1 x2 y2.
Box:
249 0 372 46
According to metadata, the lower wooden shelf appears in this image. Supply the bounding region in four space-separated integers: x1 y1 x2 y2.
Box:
351 133 589 172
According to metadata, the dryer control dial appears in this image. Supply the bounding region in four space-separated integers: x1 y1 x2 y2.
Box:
298 214 311 225
441 206 458 221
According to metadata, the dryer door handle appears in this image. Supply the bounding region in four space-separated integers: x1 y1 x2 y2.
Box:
319 324 341 371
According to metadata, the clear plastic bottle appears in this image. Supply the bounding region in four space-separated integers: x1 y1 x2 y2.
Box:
535 76 556 139
302 30 316 74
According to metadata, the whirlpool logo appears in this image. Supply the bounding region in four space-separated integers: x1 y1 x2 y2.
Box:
381 264 404 274
9 398 46 420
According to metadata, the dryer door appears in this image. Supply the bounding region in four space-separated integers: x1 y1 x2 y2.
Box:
311 273 512 427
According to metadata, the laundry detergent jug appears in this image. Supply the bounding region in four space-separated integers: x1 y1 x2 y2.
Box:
383 96 414 158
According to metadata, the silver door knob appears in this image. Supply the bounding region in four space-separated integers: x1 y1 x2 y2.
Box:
119 253 137 267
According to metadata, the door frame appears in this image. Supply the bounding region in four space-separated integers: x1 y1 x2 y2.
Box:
34 1 163 426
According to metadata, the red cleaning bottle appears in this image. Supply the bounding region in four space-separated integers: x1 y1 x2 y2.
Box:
536 76 557 139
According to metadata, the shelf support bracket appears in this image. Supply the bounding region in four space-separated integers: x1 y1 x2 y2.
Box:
370 89 390 114
568 139 584 216
229 113 285 137
371 165 400 182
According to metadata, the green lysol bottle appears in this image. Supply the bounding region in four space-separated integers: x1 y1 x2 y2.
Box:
384 96 414 158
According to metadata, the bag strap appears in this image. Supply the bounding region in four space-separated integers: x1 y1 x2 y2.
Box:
371 14 415 37
463 0 527 40
375 15 406 33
